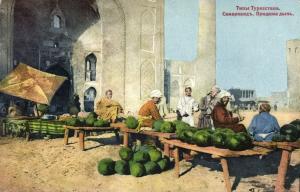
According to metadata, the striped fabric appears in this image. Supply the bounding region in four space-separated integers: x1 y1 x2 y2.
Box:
28 120 65 135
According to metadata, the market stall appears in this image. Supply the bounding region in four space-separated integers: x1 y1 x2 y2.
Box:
64 125 120 151
161 138 272 192
111 122 176 155
253 141 300 192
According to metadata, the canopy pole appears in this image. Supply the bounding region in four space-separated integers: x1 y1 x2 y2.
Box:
35 104 39 117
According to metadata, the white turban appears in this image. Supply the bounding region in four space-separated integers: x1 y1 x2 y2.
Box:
211 85 220 93
150 90 162 98
218 90 231 98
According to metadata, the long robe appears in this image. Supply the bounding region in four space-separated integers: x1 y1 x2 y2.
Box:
212 102 246 133
95 98 123 122
138 100 162 127
199 94 219 128
177 96 199 126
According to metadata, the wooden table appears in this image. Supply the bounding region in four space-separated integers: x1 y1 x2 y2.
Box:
161 138 272 192
253 141 300 192
64 125 120 151
111 122 176 155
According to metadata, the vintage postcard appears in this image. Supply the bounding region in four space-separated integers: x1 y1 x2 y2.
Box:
0 0 299 191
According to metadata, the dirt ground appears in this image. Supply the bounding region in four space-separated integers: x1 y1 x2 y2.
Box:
0 111 299 192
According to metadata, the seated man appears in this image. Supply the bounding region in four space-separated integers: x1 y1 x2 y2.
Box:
95 89 123 122
138 90 163 127
248 103 280 141
212 90 246 133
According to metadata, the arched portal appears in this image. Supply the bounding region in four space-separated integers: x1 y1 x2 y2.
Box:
84 87 97 112
46 65 71 114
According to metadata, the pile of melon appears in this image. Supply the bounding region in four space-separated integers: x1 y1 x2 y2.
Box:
98 145 171 177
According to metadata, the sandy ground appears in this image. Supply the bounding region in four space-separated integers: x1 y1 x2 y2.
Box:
0 111 299 192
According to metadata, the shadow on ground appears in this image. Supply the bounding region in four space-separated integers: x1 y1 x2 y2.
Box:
186 150 300 191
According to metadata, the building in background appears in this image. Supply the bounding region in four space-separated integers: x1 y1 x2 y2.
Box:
287 39 300 111
268 91 288 110
0 0 165 114
228 88 257 110
168 0 216 110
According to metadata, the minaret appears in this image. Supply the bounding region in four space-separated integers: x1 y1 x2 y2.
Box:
169 0 216 108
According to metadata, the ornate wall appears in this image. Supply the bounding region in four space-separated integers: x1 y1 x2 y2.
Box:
0 0 164 113
169 0 216 110
0 0 14 80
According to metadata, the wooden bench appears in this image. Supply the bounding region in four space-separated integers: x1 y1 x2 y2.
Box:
64 125 120 151
111 122 176 154
253 141 300 192
161 138 272 192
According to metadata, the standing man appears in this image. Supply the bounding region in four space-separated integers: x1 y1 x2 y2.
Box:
199 85 220 128
138 90 163 127
177 87 199 126
212 90 246 133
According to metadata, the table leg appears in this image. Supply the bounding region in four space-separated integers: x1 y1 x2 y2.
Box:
123 132 129 147
164 143 170 157
275 149 291 192
64 128 69 145
79 130 85 151
174 147 180 178
220 158 232 192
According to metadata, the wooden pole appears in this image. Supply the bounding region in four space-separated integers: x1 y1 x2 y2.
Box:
220 158 232 192
123 132 129 147
174 147 180 178
35 103 40 117
79 130 85 151
63 127 69 145
275 149 292 192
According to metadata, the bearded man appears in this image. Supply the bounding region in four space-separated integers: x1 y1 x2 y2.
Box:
212 90 246 133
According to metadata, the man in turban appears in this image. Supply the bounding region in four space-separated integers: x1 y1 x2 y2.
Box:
199 85 221 128
95 89 123 122
212 90 246 132
138 89 163 127
248 103 280 141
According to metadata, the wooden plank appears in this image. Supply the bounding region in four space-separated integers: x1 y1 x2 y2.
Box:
110 122 127 129
64 125 116 131
111 122 176 139
220 158 232 192
253 141 300 150
275 150 292 192
161 139 272 158
121 127 176 138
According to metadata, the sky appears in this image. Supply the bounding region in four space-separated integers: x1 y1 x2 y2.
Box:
165 0 300 97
